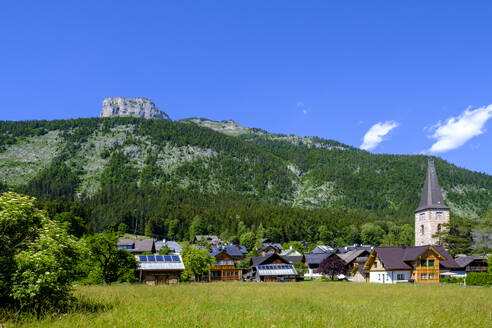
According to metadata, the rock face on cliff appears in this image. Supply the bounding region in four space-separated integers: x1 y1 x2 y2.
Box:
100 97 171 120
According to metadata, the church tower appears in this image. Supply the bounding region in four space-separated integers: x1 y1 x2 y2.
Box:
415 161 450 246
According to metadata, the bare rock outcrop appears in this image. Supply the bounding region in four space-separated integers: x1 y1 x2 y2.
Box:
100 97 171 120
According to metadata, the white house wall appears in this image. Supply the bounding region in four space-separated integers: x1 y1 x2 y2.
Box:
369 271 411 284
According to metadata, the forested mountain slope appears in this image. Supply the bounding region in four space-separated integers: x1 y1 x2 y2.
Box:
0 117 491 240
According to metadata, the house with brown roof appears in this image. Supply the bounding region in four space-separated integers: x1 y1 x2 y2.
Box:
363 245 459 284
117 238 156 254
208 244 246 282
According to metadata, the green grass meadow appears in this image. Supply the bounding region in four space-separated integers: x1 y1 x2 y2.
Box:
6 282 492 328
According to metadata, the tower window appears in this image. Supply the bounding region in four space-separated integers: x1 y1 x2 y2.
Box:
437 212 442 219
420 213 425 221
421 225 425 235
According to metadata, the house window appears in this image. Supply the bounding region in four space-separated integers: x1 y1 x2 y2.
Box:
437 224 442 232
421 260 427 267
420 225 425 235
421 273 427 280
397 273 404 280
420 213 425 221
374 262 378 268
437 212 442 220
378 274 381 281
428 260 435 267
428 273 435 280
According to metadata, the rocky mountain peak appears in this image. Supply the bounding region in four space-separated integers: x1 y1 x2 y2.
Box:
100 97 171 120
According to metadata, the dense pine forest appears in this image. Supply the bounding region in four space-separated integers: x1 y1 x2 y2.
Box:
0 117 491 244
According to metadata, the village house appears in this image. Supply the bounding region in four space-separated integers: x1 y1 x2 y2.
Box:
136 254 185 285
117 238 156 254
250 253 297 282
449 255 489 278
258 244 281 257
350 256 370 282
362 245 459 284
194 235 222 246
311 245 335 254
209 244 246 282
304 252 333 279
338 249 372 276
155 239 182 254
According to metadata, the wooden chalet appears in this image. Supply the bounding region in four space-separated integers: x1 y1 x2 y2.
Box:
258 244 281 257
209 244 246 282
451 255 489 277
136 254 185 285
363 245 459 284
250 253 297 282
337 249 371 276
118 238 156 254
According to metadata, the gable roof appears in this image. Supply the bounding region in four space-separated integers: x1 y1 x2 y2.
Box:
367 245 460 270
282 255 304 264
433 245 460 269
118 238 155 253
258 244 281 253
280 248 303 256
338 249 370 264
211 244 246 258
304 252 333 265
416 161 449 212
311 245 334 254
251 253 290 267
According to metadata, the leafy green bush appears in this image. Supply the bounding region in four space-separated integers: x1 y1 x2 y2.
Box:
440 276 464 284
465 272 492 287
0 192 82 313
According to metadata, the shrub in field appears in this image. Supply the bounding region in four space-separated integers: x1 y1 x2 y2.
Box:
82 232 137 285
181 246 214 282
465 272 492 287
0 192 81 313
440 276 464 284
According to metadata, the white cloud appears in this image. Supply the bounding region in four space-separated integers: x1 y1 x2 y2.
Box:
428 104 492 153
360 121 399 151
297 101 309 115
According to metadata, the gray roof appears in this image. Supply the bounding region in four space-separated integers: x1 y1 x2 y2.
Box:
251 253 290 267
454 255 488 268
155 240 182 253
282 255 304 264
194 235 221 243
311 245 335 254
338 249 371 264
304 252 333 265
118 238 155 253
415 161 449 212
337 245 373 254
210 244 246 258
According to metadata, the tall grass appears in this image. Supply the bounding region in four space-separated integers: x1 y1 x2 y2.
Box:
5 282 492 327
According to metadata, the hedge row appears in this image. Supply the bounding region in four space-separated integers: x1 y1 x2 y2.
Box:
465 272 492 287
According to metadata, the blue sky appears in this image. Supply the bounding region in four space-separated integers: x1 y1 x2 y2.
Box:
1 1 491 174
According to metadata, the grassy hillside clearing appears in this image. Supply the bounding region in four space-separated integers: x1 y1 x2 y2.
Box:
7 282 491 328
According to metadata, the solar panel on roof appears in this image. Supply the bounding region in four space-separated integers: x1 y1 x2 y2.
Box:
147 255 155 262
172 255 180 262
155 255 164 262
164 255 172 262
139 255 147 262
